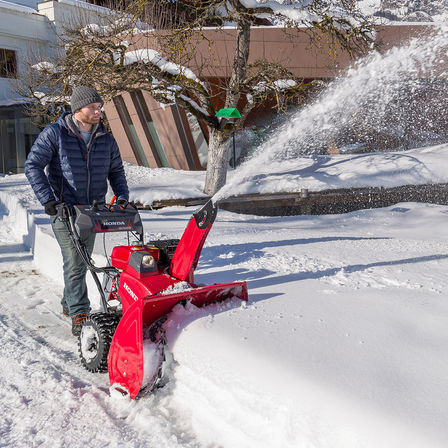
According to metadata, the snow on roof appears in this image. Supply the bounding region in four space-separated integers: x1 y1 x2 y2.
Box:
0 0 36 14
240 0 319 23
80 20 151 38
58 0 111 14
0 97 27 106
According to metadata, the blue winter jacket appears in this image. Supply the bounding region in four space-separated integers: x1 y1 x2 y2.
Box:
25 112 129 206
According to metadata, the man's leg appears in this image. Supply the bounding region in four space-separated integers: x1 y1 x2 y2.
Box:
51 217 96 317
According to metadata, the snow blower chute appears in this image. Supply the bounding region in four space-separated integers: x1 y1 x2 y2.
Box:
58 199 248 398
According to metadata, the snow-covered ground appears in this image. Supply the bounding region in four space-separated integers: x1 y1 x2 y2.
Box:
1 148 448 447
126 144 448 205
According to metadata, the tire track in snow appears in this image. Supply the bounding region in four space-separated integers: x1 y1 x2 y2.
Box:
0 215 140 447
0 211 201 448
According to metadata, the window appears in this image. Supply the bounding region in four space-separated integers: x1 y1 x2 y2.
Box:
132 90 170 168
0 106 41 174
184 110 208 168
113 95 150 167
0 49 17 78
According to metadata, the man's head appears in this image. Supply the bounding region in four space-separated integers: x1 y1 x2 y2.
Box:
70 86 104 125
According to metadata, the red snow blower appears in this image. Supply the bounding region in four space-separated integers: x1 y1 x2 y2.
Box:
58 199 247 398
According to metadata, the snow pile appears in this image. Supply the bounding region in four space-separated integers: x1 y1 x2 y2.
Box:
212 143 448 201
160 281 194 295
122 164 207 206
120 144 448 207
214 24 448 201
367 0 448 23
3 143 448 212
1 168 448 446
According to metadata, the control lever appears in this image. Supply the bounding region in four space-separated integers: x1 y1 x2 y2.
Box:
90 199 99 212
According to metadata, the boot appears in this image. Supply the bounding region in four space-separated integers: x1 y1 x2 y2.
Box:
72 312 89 336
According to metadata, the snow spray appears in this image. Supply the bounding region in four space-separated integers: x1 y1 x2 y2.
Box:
213 24 448 203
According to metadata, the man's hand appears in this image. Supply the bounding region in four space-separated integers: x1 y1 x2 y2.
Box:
44 200 59 216
116 197 129 208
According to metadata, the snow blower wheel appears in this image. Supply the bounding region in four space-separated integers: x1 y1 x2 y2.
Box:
78 313 119 373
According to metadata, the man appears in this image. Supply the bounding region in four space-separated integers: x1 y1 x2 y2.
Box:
25 86 129 336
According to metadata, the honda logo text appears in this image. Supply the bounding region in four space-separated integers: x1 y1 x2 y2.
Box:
123 282 138 302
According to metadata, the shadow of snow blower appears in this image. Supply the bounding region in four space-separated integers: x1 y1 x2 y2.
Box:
58 199 248 398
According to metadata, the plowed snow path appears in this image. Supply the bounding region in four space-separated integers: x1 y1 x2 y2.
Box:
0 208 200 448
2 199 448 448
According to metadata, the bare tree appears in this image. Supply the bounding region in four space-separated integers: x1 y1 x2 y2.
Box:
18 0 375 196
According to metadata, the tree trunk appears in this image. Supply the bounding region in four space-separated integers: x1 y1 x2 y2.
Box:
225 9 251 109
203 6 251 197
203 128 231 196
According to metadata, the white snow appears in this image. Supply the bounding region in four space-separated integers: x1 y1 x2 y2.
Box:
141 339 164 390
240 0 317 23
177 92 210 116
118 48 209 111
32 61 58 72
2 10 448 446
239 0 373 33
0 0 36 14
160 281 194 295
1 145 448 446
251 79 297 97
80 20 150 38
32 91 71 105
124 144 448 206
122 49 208 91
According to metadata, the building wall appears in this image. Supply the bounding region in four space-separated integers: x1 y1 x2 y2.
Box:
130 25 447 80
0 2 54 105
111 24 447 170
0 1 57 173
105 89 204 171
0 0 114 174
1 0 446 174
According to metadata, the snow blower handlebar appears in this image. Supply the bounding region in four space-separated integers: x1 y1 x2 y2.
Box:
56 201 143 274
56 201 144 313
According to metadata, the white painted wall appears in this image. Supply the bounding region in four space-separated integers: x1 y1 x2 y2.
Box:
0 0 111 105
0 1 54 104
